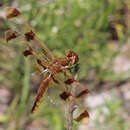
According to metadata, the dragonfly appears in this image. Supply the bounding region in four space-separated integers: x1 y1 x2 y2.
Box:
5 7 90 124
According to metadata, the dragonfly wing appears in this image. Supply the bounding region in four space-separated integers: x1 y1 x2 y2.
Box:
53 74 90 124
5 7 55 62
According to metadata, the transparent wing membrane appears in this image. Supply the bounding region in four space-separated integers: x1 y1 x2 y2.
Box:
52 74 90 124
5 7 90 124
6 7 55 62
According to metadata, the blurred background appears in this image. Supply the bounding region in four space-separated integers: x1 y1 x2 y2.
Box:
0 0 130 130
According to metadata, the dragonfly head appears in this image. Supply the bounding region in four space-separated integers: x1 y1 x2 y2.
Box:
66 50 79 64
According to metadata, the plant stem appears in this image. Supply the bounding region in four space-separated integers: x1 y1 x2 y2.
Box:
66 75 78 130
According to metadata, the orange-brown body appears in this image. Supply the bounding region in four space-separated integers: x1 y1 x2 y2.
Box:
31 72 52 113
31 51 79 113
5 7 89 123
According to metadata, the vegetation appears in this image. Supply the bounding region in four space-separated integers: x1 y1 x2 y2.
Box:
0 0 129 130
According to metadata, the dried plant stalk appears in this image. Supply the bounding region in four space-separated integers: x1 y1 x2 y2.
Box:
66 75 78 130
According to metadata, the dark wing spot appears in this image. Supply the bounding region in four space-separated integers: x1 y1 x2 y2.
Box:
59 91 72 100
74 110 89 122
76 89 89 98
23 48 33 57
6 8 21 19
24 30 35 41
5 30 19 42
64 78 75 85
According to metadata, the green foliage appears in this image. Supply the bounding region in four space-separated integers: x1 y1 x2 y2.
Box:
95 92 129 130
5 0 125 79
0 0 128 129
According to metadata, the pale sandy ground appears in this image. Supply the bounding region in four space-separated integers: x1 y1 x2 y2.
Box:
79 38 130 130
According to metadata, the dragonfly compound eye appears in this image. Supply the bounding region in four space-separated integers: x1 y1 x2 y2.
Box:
66 50 72 57
66 51 79 64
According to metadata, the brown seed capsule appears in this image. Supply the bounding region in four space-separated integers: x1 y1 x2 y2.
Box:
24 30 35 41
6 8 21 19
60 91 72 100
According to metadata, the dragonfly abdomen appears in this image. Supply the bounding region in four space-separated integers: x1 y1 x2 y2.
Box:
31 72 51 113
